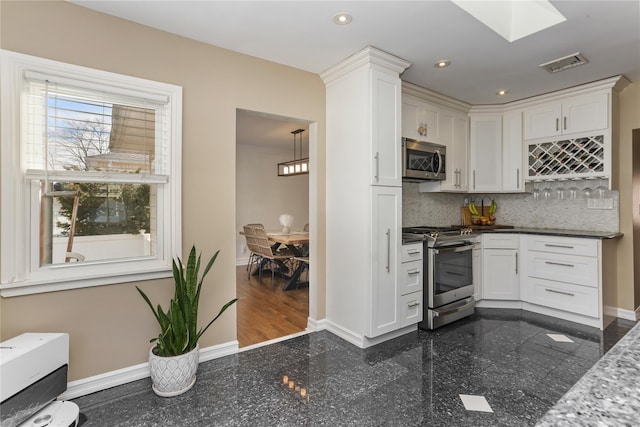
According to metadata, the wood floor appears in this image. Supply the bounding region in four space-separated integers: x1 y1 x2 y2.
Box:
236 265 309 348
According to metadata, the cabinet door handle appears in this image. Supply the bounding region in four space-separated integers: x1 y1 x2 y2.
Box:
515 252 518 274
516 168 520 189
473 170 476 190
556 118 559 131
374 152 379 182
545 244 574 249
564 116 567 130
407 269 420 275
545 261 575 267
545 288 574 297
386 228 391 272
407 250 420 255
407 300 421 308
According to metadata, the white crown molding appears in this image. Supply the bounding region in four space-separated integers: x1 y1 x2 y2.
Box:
320 46 411 85
402 81 472 113
470 75 630 114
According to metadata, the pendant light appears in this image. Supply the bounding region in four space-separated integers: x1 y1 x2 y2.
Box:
277 128 309 176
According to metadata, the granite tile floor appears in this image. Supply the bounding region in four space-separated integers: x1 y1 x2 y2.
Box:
73 309 635 426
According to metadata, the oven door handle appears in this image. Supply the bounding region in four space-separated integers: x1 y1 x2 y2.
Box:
433 244 473 255
433 297 475 318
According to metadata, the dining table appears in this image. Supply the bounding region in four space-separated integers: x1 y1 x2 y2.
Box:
266 231 309 291
240 230 310 291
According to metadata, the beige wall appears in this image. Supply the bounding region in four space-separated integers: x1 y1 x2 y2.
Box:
616 82 640 311
0 0 326 380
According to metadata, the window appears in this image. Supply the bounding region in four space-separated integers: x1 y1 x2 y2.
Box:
1 51 182 296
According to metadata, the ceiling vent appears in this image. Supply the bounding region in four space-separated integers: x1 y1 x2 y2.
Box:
540 52 589 73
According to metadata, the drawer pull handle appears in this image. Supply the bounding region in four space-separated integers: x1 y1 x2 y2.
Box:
545 261 574 267
407 301 421 307
407 269 420 275
407 250 421 255
545 288 575 297
544 244 575 249
446 271 464 276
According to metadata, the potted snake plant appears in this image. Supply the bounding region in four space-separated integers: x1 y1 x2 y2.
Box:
136 245 238 397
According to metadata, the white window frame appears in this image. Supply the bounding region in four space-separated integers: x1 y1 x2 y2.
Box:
0 50 182 297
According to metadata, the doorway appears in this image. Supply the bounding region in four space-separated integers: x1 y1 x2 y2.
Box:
632 128 640 312
235 109 311 348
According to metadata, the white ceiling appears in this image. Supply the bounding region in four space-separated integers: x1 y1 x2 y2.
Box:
236 109 309 151
69 0 640 148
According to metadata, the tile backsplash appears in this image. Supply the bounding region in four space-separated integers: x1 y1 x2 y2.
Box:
402 182 620 232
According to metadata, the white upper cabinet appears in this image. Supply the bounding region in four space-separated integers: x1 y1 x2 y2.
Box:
469 111 524 193
402 95 440 143
437 108 469 192
523 93 608 140
502 110 523 192
469 115 503 192
372 69 403 187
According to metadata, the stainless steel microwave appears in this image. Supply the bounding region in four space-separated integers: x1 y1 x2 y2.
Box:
402 138 446 181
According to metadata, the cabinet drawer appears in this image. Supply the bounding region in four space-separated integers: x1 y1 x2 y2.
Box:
401 260 422 295
402 243 423 262
527 235 597 257
483 234 519 249
528 251 598 288
401 292 423 326
524 277 599 318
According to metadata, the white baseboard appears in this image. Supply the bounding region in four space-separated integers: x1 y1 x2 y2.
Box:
475 300 523 309
324 320 417 349
324 320 366 347
60 340 239 400
306 317 327 331
236 257 250 267
604 305 639 322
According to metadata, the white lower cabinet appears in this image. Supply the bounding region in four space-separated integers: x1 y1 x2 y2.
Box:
522 235 602 325
401 292 423 326
524 277 599 318
482 234 519 300
400 242 423 327
477 233 606 329
369 187 402 338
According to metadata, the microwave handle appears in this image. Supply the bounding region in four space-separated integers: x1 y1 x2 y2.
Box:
435 149 442 176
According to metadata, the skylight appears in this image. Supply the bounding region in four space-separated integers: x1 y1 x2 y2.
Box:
451 0 567 42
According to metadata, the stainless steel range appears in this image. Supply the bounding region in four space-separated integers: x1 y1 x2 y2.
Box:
402 226 476 330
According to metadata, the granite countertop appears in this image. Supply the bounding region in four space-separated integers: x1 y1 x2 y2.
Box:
477 227 622 240
402 228 622 244
536 321 640 426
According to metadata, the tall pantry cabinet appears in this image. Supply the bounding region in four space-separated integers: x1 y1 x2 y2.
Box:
321 47 411 347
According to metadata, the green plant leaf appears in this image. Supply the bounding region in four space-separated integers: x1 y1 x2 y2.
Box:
137 246 237 357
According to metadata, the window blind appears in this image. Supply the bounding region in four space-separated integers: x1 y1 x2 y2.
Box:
23 75 169 177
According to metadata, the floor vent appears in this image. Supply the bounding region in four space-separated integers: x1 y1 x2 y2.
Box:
540 52 588 73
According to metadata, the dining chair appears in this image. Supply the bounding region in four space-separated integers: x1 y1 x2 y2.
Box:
247 223 292 256
252 226 294 289
243 225 263 278
292 256 309 288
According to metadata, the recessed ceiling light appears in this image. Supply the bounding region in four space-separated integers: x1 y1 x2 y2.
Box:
435 60 451 68
333 13 352 25
497 89 509 96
